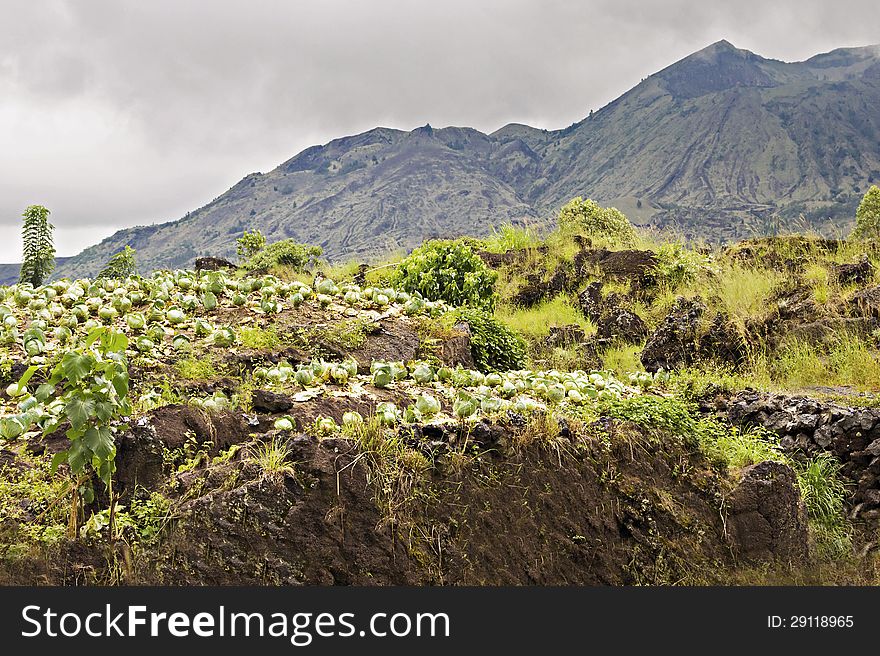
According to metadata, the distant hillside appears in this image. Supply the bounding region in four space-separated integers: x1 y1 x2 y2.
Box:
54 40 880 279
0 258 71 286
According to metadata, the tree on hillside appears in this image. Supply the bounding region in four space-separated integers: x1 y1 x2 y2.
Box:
98 245 138 279
18 205 55 287
851 185 880 240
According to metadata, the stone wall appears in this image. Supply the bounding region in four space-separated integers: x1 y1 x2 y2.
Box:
713 391 880 520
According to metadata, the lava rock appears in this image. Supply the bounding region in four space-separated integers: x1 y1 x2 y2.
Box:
727 461 809 563
252 389 294 414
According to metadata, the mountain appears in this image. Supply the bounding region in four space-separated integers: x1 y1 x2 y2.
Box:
0 258 71 286
54 40 880 279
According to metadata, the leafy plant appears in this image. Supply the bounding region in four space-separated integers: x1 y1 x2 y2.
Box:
456 307 527 372
557 197 637 247
242 238 322 272
850 185 880 240
394 240 497 310
98 246 137 280
653 242 711 289
236 229 267 260
35 327 130 536
19 205 56 287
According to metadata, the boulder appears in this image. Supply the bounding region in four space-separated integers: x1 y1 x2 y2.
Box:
849 285 880 319
252 389 294 414
195 256 236 271
726 461 809 563
438 322 475 368
577 282 604 323
832 254 874 286
640 296 705 372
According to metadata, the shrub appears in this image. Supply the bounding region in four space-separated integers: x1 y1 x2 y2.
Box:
456 307 527 372
236 229 267 260
394 240 497 310
242 238 322 272
19 205 56 287
653 243 711 289
98 246 137 279
557 197 637 247
850 185 880 240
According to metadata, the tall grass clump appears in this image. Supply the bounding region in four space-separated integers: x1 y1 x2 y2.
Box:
480 223 540 253
495 295 594 339
797 454 851 560
713 263 780 323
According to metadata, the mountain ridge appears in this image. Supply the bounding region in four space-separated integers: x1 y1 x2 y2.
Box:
51 40 880 279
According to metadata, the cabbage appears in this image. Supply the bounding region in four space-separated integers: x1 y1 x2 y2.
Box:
194 319 212 337
166 308 186 324
317 294 333 308
125 312 146 332
5 382 26 397
315 417 338 435
412 363 434 384
202 291 218 311
0 416 26 439
342 359 358 377
98 306 118 323
135 336 156 352
453 397 477 419
211 328 236 347
172 334 191 351
274 417 294 431
546 384 566 403
372 366 393 388
485 373 503 387
330 366 350 384
480 397 504 413
375 402 399 425
294 368 314 386
415 394 441 417
290 292 304 308
316 279 337 295
342 411 363 427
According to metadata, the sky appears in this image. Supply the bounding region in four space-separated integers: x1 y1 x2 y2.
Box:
1 0 877 261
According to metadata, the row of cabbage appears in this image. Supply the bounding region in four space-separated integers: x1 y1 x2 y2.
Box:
0 270 448 367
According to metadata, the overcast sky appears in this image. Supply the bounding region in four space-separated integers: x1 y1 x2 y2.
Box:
1 0 877 260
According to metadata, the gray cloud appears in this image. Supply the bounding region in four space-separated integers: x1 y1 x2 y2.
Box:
0 0 876 259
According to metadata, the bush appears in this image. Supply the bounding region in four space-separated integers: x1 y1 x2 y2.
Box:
850 185 880 240
557 197 637 247
242 239 322 272
456 307 527 372
394 240 497 310
653 243 710 289
236 230 266 260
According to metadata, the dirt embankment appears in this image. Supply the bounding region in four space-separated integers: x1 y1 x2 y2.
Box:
1 406 808 586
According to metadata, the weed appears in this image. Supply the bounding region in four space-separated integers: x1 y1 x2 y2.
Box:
175 358 218 380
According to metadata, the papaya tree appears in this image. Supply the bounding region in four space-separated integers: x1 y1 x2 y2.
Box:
19 205 56 287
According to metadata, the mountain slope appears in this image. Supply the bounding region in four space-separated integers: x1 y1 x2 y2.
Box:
54 41 880 278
